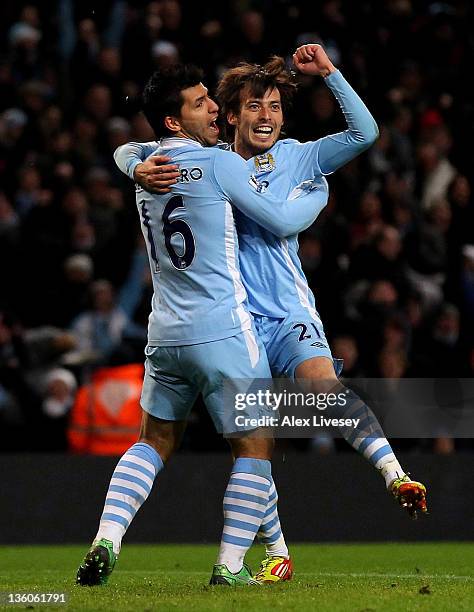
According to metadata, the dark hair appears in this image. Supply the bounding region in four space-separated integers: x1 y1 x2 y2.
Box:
216 56 297 138
142 64 204 137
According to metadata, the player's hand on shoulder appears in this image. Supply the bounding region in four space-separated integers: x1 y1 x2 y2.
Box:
292 44 336 78
133 155 180 194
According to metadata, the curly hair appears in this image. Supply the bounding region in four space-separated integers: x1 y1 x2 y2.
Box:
216 56 297 139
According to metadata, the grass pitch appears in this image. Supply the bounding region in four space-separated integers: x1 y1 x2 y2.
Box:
1 543 473 611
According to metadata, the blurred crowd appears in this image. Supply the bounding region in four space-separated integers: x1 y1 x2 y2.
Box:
0 0 473 453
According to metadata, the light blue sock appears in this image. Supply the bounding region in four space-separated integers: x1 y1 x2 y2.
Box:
336 390 404 485
217 457 271 573
257 477 289 558
95 442 163 553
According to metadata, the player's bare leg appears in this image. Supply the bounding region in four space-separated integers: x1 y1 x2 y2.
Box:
229 429 274 460
138 411 187 462
76 413 186 586
295 356 428 519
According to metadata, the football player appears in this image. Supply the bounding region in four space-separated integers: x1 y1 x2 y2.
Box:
76 63 328 587
117 45 428 583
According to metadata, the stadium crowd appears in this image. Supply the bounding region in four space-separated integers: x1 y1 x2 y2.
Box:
0 0 473 453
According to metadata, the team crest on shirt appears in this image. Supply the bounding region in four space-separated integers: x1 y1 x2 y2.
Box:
254 152 275 173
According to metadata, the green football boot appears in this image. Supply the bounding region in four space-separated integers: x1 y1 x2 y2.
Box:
76 538 118 586
209 562 260 586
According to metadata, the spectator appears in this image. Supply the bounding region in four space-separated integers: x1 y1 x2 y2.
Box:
332 335 364 378
70 279 130 363
39 367 77 451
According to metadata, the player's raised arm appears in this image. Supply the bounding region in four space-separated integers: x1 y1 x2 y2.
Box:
114 141 180 193
293 43 379 175
213 149 328 237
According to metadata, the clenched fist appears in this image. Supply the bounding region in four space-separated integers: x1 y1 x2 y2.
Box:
293 44 336 78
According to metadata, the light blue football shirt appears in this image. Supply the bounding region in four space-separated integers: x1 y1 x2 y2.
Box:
115 70 378 327
234 70 378 320
119 137 328 346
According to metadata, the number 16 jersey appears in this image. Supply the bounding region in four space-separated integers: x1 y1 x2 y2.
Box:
134 136 328 346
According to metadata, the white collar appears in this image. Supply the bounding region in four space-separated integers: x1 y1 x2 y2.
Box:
159 136 203 150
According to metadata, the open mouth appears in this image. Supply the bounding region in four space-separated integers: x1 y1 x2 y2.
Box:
253 125 273 137
209 119 219 134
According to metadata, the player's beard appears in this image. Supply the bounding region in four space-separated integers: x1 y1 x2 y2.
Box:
246 123 281 156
